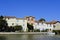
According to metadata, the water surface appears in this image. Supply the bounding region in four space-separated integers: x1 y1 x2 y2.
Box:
0 34 60 40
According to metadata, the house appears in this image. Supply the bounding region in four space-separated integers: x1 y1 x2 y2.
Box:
25 16 35 25
33 21 54 32
4 16 17 26
33 18 55 32
4 16 27 32
16 18 27 31
25 16 35 32
53 21 60 30
49 20 60 34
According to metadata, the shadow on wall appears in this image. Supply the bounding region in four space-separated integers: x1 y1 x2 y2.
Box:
0 36 6 40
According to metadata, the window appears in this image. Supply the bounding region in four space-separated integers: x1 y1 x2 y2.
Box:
31 18 33 21
16 24 18 26
28 18 30 21
12 23 14 25
23 20 25 22
50 24 51 27
41 22 43 25
17 20 19 22
8 18 10 20
47 24 48 27
23 24 25 26
53 25 55 28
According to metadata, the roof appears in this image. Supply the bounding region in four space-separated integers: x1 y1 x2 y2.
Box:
46 20 60 24
16 18 26 20
35 21 46 23
4 16 26 20
25 16 35 18
4 16 16 18
35 20 60 24
35 21 38 22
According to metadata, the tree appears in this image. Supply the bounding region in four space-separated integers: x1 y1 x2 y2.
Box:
14 25 22 32
39 18 46 22
0 15 8 32
0 16 3 19
27 23 34 32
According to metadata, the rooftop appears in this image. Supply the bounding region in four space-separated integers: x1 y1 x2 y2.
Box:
25 16 35 18
4 16 16 18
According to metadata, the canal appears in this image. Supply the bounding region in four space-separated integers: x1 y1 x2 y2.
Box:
0 34 60 40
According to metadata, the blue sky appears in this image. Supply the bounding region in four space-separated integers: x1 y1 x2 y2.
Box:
0 0 60 21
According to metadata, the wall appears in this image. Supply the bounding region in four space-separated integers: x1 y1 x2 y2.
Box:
33 22 53 31
54 22 60 30
5 18 27 31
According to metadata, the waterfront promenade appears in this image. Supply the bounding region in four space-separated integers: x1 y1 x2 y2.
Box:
0 32 48 35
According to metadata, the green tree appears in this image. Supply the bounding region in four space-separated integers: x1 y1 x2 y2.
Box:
14 25 23 32
27 23 34 32
39 18 46 22
0 15 8 32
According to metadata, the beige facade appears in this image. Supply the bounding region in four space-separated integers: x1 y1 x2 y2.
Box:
25 16 35 25
4 16 27 31
3 16 60 32
33 21 53 31
53 22 60 30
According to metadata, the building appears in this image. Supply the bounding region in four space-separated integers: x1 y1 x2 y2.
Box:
25 16 35 25
33 21 54 32
53 21 60 30
4 16 27 32
3 16 60 32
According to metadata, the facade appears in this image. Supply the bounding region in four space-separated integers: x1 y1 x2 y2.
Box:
16 18 27 31
4 16 27 31
53 21 60 30
3 16 60 32
25 16 35 25
33 21 53 31
4 16 16 26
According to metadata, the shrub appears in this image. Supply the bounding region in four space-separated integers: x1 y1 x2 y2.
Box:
41 29 48 32
34 29 40 32
14 25 23 32
53 30 60 35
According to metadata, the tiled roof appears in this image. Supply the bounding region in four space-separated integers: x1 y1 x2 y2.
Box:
46 20 60 24
35 20 60 24
4 16 16 18
16 18 26 20
25 16 35 18
4 16 26 20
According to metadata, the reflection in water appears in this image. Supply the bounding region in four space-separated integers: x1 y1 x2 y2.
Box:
27 35 34 40
0 34 60 40
0 36 6 40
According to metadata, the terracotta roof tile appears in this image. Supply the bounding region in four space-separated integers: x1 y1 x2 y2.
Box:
25 16 35 18
4 16 16 18
16 18 26 20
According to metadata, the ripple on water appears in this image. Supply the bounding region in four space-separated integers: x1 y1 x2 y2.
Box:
0 35 60 40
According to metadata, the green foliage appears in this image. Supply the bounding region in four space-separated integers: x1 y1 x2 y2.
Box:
34 29 40 32
39 18 46 22
27 23 34 32
41 29 48 32
0 16 3 20
14 25 23 31
0 15 8 32
53 30 60 35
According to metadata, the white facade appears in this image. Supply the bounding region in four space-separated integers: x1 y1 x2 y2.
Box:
53 22 60 30
33 22 53 31
4 16 27 32
16 19 27 31
5 18 17 26
4 16 58 32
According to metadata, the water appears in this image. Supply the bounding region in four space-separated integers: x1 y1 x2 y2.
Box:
0 34 60 40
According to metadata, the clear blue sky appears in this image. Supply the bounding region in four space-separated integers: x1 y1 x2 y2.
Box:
0 0 60 21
